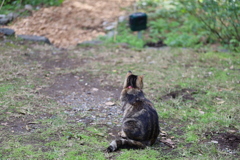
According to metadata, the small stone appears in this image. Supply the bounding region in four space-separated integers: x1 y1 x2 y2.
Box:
36 6 41 10
17 35 51 44
92 88 99 91
118 16 126 23
0 14 6 19
25 4 33 11
105 102 115 106
104 22 117 31
0 18 10 25
7 12 19 21
106 30 117 38
0 28 15 36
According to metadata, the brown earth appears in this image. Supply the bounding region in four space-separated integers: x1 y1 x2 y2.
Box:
205 131 240 153
0 38 239 158
7 0 134 48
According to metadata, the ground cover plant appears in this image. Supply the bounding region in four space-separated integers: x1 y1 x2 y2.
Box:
0 37 239 159
0 0 63 14
103 0 240 51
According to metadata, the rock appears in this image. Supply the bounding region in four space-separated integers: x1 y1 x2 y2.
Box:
106 30 117 38
118 16 126 23
17 35 51 44
0 28 15 36
0 18 10 25
36 6 41 10
0 15 6 19
25 4 33 11
105 102 115 106
92 88 99 92
104 22 117 31
7 12 19 21
0 13 19 25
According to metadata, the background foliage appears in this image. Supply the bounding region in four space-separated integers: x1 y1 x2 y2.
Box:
110 0 239 51
1 0 239 51
2 0 63 6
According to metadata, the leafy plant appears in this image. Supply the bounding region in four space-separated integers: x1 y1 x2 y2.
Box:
178 0 240 50
106 0 239 50
2 0 63 6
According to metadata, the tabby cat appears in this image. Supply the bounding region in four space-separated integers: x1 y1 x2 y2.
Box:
107 71 160 152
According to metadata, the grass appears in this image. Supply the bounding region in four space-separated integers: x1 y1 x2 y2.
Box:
0 39 239 159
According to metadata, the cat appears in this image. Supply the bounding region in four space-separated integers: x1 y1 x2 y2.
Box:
107 71 160 152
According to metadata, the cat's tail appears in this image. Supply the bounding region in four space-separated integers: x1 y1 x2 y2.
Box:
106 139 146 152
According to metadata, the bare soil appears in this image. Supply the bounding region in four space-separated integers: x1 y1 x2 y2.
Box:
6 0 134 48
160 88 201 101
205 131 240 152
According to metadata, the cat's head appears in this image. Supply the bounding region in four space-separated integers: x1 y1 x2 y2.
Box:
123 71 143 89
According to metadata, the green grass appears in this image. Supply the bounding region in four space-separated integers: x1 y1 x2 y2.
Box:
0 39 239 159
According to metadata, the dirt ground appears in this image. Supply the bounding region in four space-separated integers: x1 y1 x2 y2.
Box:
7 0 134 48
0 37 239 158
23 41 240 153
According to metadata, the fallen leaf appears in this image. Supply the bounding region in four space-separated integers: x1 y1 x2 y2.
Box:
229 130 236 133
160 138 176 148
160 130 167 137
26 125 30 131
17 110 26 115
92 88 99 91
105 102 115 106
211 140 218 144
1 122 8 126
108 133 114 136
95 133 105 137
216 100 225 105
199 110 205 114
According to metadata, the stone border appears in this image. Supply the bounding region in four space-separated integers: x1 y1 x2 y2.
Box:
0 27 51 45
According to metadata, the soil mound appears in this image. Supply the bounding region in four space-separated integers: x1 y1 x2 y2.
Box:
8 0 133 48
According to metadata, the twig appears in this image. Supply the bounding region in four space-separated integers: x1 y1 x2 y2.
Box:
0 0 5 10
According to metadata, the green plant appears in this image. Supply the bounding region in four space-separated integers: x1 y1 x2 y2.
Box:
178 0 240 50
100 22 145 48
0 0 63 14
133 0 239 50
2 0 63 6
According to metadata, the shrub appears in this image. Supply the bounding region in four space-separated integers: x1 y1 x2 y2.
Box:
2 0 63 7
178 0 240 50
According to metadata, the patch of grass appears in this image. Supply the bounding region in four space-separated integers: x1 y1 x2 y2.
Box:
0 38 239 159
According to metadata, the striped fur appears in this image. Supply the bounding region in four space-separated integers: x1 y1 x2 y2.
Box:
107 71 160 152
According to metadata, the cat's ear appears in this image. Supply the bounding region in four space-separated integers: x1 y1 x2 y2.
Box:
137 75 144 89
123 71 132 88
126 71 132 77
